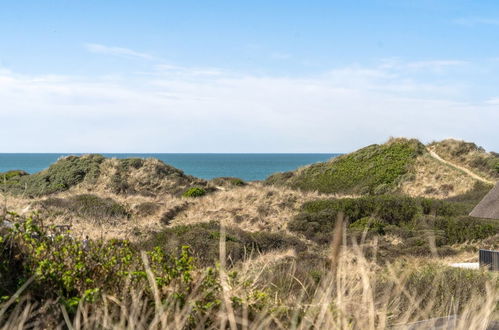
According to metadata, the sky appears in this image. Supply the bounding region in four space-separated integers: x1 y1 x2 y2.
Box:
1 0 499 153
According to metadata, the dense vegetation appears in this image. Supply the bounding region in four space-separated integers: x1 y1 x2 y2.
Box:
2 138 499 328
182 187 207 198
1 210 497 328
141 221 307 266
289 193 499 258
0 213 226 327
265 138 426 194
40 194 130 219
0 155 207 197
0 155 104 196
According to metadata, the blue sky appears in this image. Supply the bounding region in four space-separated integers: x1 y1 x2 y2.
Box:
1 0 499 152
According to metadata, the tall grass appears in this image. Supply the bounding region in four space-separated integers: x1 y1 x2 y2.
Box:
1 218 497 329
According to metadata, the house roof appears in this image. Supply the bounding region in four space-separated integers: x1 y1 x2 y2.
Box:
469 183 499 220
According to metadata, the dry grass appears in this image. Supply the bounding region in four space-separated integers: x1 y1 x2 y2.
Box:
429 139 499 182
400 154 477 198
171 183 354 233
1 189 185 241
2 183 342 241
2 225 498 329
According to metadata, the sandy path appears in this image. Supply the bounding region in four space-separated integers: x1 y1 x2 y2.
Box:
428 148 495 185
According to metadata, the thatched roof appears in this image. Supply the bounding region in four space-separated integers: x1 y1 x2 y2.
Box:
469 183 499 219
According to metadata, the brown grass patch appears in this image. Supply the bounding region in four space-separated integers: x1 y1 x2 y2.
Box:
400 154 477 198
170 183 352 233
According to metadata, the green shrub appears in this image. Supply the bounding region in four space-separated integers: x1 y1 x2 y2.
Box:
349 217 387 235
182 187 207 198
140 222 307 266
293 195 422 238
120 158 144 170
290 194 485 245
266 138 425 194
0 212 225 325
431 216 499 244
2 155 105 196
41 194 129 219
0 170 29 182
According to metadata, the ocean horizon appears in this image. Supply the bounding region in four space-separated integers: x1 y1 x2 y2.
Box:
0 153 340 181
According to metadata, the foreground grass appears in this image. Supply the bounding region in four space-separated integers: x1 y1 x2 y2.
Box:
1 213 498 329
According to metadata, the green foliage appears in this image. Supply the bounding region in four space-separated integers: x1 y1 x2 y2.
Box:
1 155 105 196
0 170 29 184
182 187 207 198
41 194 129 219
140 222 307 266
291 195 421 243
0 212 225 322
289 194 489 246
349 217 387 235
265 138 425 194
120 158 144 170
431 216 499 244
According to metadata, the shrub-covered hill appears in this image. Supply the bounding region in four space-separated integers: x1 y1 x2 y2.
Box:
265 137 493 198
0 155 207 197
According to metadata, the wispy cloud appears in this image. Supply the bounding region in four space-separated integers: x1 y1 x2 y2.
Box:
1 60 498 152
154 64 224 77
406 60 467 69
85 43 155 60
454 17 499 27
379 58 467 72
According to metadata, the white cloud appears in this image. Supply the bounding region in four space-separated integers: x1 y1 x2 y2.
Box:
154 64 225 77
379 58 467 72
85 43 155 60
0 62 498 153
406 60 467 69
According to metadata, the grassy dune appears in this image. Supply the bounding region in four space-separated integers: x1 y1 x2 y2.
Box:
265 137 494 198
1 137 499 328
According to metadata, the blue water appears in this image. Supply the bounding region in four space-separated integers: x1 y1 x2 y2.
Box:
0 154 339 181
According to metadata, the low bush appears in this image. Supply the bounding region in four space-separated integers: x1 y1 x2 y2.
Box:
0 170 29 182
0 212 227 327
140 222 307 266
290 194 497 251
182 187 207 198
1 155 105 196
41 194 129 219
431 216 499 244
134 201 161 216
349 217 387 235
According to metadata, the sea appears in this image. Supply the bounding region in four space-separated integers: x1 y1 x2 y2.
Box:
0 153 339 181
